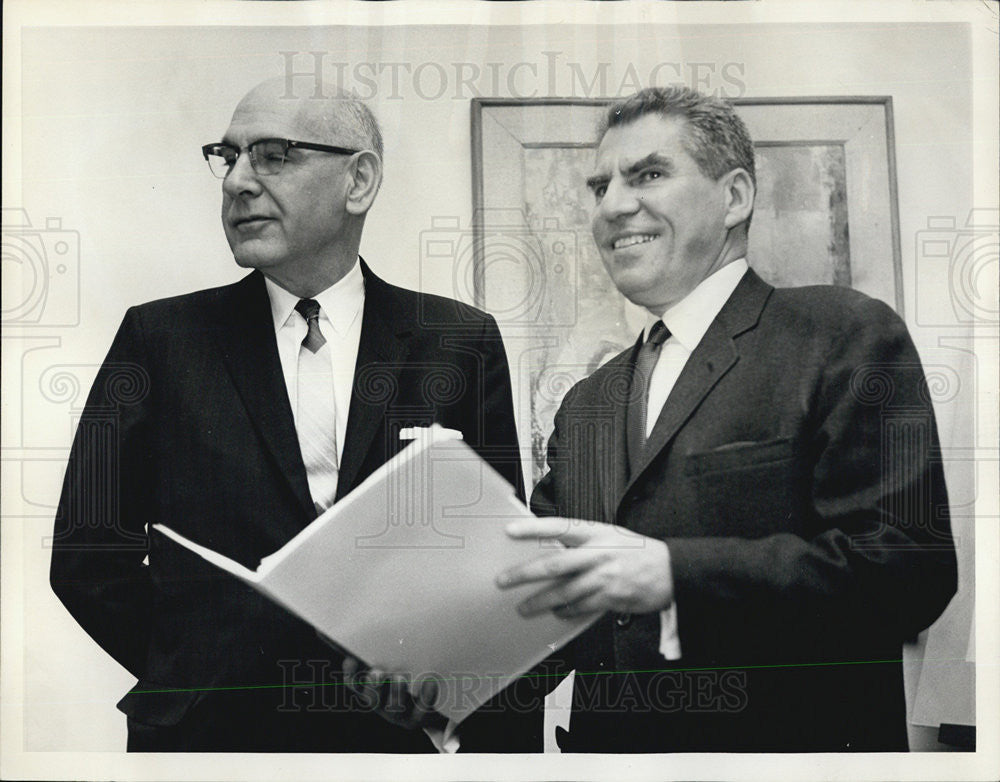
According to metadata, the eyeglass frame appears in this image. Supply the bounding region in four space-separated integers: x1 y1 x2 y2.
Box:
201 138 363 178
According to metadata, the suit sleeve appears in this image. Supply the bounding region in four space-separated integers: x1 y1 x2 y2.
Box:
666 299 957 655
474 314 526 503
529 383 575 519
49 307 154 679
526 388 581 694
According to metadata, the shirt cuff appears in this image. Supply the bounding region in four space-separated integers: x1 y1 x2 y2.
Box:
423 720 461 753
658 603 682 660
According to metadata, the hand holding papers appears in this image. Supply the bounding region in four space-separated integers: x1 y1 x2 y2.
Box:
340 656 447 732
498 517 676 617
153 427 598 740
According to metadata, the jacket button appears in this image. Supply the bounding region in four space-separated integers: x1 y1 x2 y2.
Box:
615 613 631 627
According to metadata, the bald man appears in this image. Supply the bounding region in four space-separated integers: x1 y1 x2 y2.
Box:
49 78 529 752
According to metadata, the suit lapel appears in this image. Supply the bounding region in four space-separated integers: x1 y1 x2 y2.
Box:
335 261 410 500
625 325 738 489
602 345 639 522
621 269 773 498
215 272 316 524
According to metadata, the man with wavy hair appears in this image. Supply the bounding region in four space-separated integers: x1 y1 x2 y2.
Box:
499 86 957 752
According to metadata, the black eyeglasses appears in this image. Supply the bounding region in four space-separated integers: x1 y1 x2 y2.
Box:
201 138 361 178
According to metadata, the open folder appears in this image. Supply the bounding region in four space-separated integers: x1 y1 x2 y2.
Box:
153 427 597 733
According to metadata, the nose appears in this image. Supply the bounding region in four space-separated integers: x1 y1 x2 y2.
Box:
221 150 263 199
596 176 641 221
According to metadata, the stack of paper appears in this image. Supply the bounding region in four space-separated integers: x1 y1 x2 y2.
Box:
154 429 596 730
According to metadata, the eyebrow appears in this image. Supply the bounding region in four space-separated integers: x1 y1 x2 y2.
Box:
585 152 676 191
217 135 282 148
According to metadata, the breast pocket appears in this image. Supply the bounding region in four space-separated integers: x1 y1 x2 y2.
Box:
684 438 799 538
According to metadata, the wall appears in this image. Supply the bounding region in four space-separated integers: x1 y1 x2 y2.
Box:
4 16 992 765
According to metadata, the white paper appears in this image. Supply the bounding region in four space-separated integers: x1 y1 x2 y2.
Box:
154 437 597 730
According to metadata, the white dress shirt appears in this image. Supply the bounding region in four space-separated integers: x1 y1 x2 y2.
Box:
264 262 459 752
642 258 750 660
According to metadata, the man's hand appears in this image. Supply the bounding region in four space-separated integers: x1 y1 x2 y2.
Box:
342 657 447 731
496 517 674 618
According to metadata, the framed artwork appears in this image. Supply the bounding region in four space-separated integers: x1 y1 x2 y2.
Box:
471 97 903 481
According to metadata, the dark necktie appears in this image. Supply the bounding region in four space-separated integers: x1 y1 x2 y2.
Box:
626 320 670 477
294 298 338 514
296 298 327 353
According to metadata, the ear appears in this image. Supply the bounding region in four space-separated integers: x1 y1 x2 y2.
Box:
344 150 383 216
721 168 755 230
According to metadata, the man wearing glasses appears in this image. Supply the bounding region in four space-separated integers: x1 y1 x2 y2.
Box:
49 77 530 752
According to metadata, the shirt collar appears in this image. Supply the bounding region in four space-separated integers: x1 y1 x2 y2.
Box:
643 258 749 351
265 258 366 335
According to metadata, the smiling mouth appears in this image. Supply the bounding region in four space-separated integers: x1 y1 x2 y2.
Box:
612 234 658 250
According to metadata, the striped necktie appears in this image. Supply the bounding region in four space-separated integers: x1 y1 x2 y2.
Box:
294 298 339 514
626 320 670 477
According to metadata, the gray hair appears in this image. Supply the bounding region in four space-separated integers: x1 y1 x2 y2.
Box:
333 95 384 163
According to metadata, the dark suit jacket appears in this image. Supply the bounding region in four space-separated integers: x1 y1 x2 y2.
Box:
50 261 536 752
531 269 957 752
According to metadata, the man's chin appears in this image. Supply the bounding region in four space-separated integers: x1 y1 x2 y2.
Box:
231 249 278 270
233 256 261 270
614 279 673 314
608 272 652 304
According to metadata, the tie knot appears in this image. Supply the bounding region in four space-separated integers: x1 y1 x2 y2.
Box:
647 320 670 348
295 298 321 322
295 299 326 353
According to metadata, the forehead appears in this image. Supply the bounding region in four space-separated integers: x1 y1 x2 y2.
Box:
223 93 328 145
593 113 694 171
